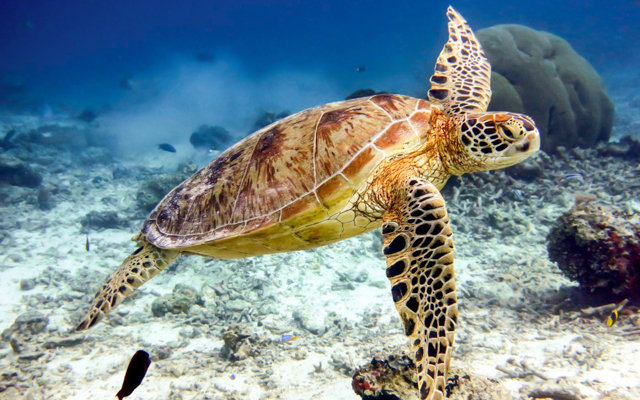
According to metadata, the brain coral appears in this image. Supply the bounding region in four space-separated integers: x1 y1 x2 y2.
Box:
476 25 614 153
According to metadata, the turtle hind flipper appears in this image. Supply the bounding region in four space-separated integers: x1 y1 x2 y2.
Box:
380 177 457 400
76 239 181 331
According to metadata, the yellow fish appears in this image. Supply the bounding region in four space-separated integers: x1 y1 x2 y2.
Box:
606 299 628 327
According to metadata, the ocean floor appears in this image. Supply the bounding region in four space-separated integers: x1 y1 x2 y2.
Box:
1 111 640 400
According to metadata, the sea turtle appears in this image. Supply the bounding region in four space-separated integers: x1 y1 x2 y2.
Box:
76 7 539 400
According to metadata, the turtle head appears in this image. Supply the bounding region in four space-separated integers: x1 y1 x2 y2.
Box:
452 112 540 172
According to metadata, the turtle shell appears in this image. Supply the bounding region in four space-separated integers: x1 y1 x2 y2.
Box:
142 94 432 254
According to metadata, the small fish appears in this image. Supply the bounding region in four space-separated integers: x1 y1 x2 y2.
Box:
606 299 629 327
158 143 177 153
356 66 366 72
280 334 299 342
116 350 151 400
564 173 584 180
85 235 90 252
512 189 524 199
229 374 236 380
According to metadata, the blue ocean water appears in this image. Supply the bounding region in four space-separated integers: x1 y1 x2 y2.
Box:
2 0 638 109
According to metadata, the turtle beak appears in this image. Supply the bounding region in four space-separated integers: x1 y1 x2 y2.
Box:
505 128 540 158
504 128 540 160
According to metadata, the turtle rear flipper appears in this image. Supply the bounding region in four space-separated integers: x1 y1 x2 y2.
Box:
76 240 181 331
380 177 457 400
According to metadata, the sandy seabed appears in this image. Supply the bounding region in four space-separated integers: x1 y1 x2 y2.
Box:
1 108 640 400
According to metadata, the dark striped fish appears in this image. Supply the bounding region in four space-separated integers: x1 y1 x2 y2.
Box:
116 350 151 400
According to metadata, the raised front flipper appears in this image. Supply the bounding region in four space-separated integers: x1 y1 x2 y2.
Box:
76 238 181 331
428 6 492 116
381 178 457 400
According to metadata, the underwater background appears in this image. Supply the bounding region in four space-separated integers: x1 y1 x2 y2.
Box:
1 1 639 399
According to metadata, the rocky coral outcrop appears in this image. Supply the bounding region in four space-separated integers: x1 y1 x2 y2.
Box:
547 200 640 300
477 25 614 153
0 154 42 188
189 124 234 151
352 354 514 400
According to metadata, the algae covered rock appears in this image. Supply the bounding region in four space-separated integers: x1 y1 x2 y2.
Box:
0 154 42 188
477 25 614 153
547 200 640 300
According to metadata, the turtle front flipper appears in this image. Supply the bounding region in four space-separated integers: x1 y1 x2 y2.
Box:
428 6 492 115
380 177 457 400
76 238 181 331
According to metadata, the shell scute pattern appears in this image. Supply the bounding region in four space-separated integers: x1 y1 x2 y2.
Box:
369 93 416 120
143 94 431 249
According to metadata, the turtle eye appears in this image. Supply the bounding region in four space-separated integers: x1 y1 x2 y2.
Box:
500 125 515 139
499 124 523 140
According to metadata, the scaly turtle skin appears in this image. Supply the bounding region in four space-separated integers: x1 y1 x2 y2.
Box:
77 8 540 400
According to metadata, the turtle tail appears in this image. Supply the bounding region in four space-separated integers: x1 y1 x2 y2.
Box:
75 238 181 331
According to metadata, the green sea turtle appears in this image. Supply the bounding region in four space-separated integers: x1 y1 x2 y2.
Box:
76 7 539 400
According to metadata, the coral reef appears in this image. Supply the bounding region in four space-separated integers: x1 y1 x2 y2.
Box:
477 25 614 153
547 200 640 300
